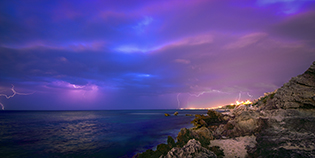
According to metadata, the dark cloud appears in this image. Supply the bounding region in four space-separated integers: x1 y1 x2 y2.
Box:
271 11 315 41
0 0 314 110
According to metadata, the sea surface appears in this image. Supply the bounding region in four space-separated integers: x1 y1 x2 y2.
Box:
0 110 209 158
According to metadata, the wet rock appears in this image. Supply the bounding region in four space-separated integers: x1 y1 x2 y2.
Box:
164 113 170 116
185 114 192 116
161 139 217 158
174 111 178 116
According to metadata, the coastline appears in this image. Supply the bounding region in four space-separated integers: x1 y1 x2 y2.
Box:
134 61 315 158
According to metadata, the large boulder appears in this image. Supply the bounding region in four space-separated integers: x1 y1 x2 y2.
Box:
214 110 267 138
176 127 213 148
161 139 217 158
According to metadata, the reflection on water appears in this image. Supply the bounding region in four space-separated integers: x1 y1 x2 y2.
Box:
0 110 207 157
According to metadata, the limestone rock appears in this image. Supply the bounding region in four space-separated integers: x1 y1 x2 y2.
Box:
176 127 213 147
161 139 217 158
191 110 225 128
259 61 315 110
213 109 267 138
248 109 315 157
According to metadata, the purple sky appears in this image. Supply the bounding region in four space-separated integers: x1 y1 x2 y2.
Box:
0 0 315 110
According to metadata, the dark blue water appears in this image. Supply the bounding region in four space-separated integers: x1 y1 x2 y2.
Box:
0 110 208 158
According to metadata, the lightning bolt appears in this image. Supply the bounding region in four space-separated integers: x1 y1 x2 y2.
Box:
189 89 222 97
0 84 33 110
177 93 181 109
247 92 253 99
237 92 242 101
236 91 253 101
176 89 224 109
0 102 4 110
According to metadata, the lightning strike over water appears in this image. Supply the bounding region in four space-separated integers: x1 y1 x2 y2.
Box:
0 85 33 110
0 102 4 110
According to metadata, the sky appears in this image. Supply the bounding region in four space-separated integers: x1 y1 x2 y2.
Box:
0 0 315 110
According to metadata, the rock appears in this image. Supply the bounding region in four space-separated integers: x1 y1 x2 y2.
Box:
177 128 197 147
174 111 178 116
256 61 315 110
191 110 225 128
137 61 315 158
165 113 170 116
213 124 225 138
185 114 192 116
194 127 213 146
176 127 213 148
222 115 231 122
214 109 266 138
161 139 217 158
234 111 260 135
248 109 315 157
209 135 256 158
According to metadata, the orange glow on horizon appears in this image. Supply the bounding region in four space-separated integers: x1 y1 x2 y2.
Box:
181 100 252 110
232 100 252 106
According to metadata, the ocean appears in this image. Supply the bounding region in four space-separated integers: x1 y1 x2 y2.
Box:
0 110 208 158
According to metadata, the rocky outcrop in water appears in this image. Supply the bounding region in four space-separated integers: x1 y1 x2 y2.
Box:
161 139 217 158
174 111 178 116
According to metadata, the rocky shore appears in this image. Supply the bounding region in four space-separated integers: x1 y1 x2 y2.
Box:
134 61 315 158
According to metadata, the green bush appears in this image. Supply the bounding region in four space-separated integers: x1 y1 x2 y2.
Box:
270 93 275 99
156 144 170 156
225 104 236 109
167 136 175 148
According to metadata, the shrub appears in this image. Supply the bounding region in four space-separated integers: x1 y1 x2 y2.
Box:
209 146 225 158
270 93 275 99
167 136 175 148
